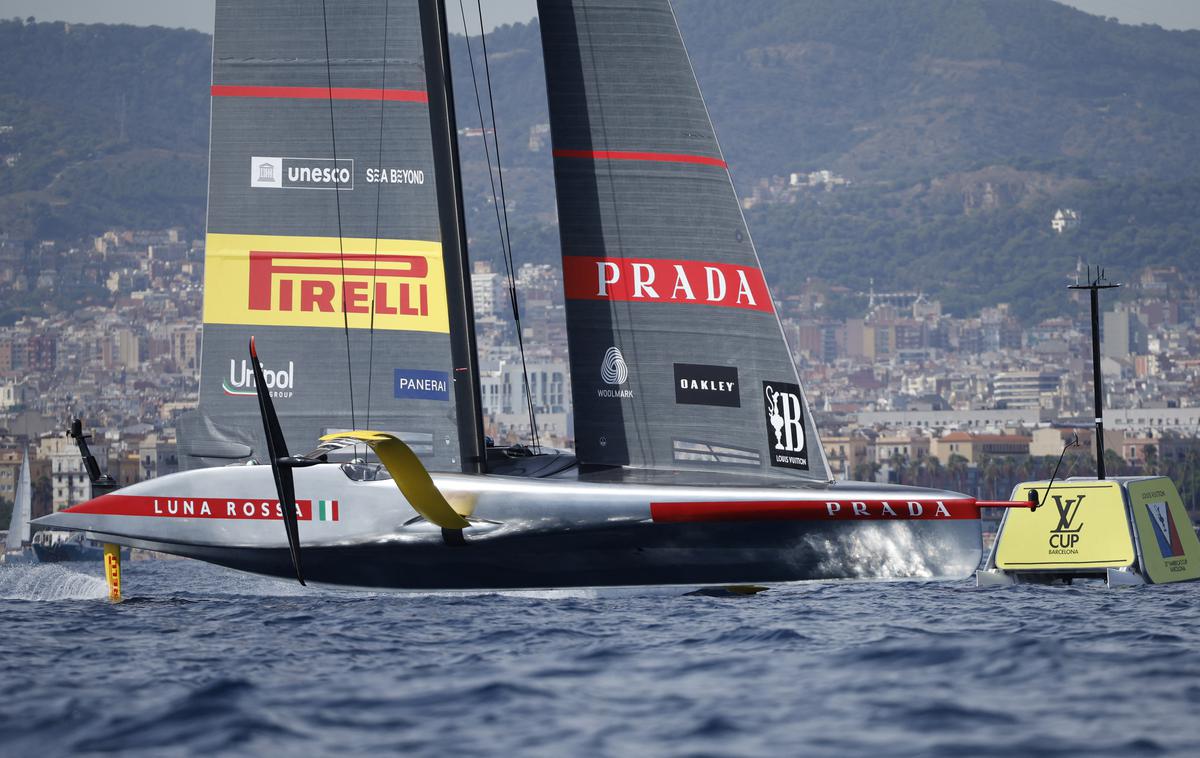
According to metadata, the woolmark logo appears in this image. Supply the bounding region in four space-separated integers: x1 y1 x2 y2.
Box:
763 381 808 470
601 347 628 385
597 346 632 399
223 359 295 399
251 156 354 190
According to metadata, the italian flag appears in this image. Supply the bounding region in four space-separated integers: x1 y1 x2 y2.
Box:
316 499 340 522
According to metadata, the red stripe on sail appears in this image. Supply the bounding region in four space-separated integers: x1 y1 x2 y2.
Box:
211 85 428 102
650 499 980 523
553 148 727 168
562 256 773 313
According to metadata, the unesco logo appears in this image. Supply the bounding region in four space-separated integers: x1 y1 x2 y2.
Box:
251 156 355 190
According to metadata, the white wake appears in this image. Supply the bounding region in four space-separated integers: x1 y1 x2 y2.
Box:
0 563 109 601
807 523 978 580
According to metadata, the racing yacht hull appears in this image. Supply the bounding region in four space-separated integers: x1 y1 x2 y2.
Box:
35 464 983 590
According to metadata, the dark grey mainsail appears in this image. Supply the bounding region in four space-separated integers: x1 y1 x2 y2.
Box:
537 0 829 481
181 0 470 471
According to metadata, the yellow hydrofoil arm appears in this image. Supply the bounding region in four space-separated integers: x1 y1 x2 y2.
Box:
103 543 122 603
319 430 470 530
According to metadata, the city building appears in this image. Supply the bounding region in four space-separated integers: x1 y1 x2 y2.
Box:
992 371 1062 410
822 433 873 479
1051 208 1080 233
0 448 22 506
39 434 99 511
874 433 930 465
931 432 1032 466
1102 308 1147 359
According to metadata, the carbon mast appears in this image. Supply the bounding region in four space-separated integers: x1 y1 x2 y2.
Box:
419 0 487 474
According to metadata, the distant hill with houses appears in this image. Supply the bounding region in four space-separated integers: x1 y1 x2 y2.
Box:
1 1 1199 319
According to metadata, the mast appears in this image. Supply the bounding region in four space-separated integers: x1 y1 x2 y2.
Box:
419 0 487 474
1069 267 1120 480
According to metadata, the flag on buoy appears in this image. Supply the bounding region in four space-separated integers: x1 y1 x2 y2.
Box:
1146 501 1184 558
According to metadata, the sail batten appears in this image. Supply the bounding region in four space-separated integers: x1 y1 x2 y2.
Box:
211 85 429 102
552 149 727 167
538 0 829 482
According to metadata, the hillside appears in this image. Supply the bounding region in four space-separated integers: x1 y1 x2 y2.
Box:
2 2 1200 319
0 19 210 240
677 0 1200 183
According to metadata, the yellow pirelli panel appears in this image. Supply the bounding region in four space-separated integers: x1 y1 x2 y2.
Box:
995 480 1135 570
203 233 449 332
1127 477 1200 584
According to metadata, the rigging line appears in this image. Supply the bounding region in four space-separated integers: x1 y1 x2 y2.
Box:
475 0 540 450
459 0 541 450
321 0 356 432
365 0 391 430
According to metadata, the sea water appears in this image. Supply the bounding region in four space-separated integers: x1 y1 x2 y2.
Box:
1 560 1198 756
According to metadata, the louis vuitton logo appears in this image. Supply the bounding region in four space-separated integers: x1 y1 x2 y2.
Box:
1050 494 1085 533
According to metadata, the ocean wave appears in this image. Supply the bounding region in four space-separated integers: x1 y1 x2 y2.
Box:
3 560 1200 756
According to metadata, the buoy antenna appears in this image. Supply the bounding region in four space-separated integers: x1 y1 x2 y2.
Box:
1068 265 1121 479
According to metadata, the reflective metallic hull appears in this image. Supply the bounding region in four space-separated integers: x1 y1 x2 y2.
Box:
34 464 983 590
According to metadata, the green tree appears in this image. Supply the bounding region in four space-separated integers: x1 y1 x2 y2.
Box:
924 456 944 489
888 451 908 485
31 474 51 518
1103 449 1126 478
1143 444 1159 476
854 460 882 483
981 455 1001 500
947 454 970 493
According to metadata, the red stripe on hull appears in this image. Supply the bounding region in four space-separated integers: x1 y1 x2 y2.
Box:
553 148 727 168
650 499 980 523
211 85 427 102
66 494 321 521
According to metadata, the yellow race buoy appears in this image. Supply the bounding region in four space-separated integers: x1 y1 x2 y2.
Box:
978 476 1200 587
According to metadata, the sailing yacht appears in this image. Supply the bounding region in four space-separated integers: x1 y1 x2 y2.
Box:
35 0 988 590
3 451 124 563
3 454 33 563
